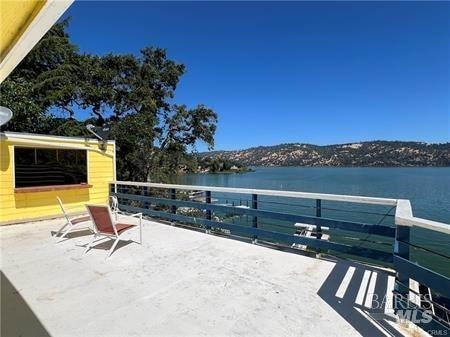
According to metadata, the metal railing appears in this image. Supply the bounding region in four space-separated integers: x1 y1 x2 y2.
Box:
393 200 450 332
110 181 450 332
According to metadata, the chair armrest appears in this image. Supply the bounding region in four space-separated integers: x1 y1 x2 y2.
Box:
129 212 143 218
116 211 142 218
116 211 142 226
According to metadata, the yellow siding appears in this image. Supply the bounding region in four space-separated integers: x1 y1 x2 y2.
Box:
0 134 115 224
0 0 46 61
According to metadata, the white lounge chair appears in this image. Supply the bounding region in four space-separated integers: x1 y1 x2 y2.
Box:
84 204 142 259
54 197 91 243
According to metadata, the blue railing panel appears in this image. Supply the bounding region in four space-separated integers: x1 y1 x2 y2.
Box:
394 255 450 299
112 192 396 237
119 203 394 262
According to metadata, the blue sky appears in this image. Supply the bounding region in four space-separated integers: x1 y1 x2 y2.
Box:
64 1 449 151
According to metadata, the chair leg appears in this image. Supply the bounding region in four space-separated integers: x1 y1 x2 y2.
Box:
107 237 120 259
56 225 73 243
84 234 97 255
54 221 70 239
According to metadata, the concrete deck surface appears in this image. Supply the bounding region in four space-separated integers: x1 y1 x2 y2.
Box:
1 217 418 337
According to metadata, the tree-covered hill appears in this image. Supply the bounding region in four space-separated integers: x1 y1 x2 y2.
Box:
201 141 450 167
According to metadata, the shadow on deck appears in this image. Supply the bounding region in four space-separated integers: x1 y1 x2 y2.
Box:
1 271 50 337
318 260 405 337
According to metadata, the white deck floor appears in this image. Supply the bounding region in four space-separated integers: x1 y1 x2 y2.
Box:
0 217 416 337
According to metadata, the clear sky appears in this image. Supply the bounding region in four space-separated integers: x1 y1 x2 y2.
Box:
64 1 449 151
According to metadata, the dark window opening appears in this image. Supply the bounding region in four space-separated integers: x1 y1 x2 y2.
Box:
14 147 88 188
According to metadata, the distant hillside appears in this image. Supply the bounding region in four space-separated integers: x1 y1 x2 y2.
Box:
201 141 450 167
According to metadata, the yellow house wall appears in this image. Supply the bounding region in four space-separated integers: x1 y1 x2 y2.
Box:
0 134 115 224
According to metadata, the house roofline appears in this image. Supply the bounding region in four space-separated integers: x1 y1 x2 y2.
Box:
0 131 115 145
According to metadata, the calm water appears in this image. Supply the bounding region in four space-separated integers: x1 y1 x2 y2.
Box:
178 167 450 223
177 167 450 274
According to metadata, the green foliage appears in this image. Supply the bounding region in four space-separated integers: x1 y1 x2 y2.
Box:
0 19 218 182
0 79 49 133
111 112 156 181
11 19 78 81
198 156 249 173
161 104 217 151
13 19 80 118
130 47 185 115
77 54 138 123
48 119 88 137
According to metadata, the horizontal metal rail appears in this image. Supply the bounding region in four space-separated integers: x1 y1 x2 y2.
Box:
392 199 450 333
119 203 393 262
393 255 450 298
393 291 450 333
112 181 450 235
112 182 396 263
112 181 398 205
112 192 396 237
395 199 450 235
112 182 450 235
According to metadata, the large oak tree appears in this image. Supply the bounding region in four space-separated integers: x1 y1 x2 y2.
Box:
0 19 217 182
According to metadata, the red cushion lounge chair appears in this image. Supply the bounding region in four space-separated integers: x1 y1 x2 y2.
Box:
84 204 142 259
54 197 92 243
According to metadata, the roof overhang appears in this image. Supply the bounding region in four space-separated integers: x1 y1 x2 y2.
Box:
0 0 73 83
0 131 115 157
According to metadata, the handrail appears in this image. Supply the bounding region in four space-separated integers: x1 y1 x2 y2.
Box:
112 181 398 206
112 192 397 237
395 199 450 235
113 181 449 234
404 216 450 235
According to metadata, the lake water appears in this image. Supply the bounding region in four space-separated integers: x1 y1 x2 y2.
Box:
177 167 450 274
178 167 450 223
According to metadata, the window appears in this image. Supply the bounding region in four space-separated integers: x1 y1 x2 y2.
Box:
14 147 88 188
